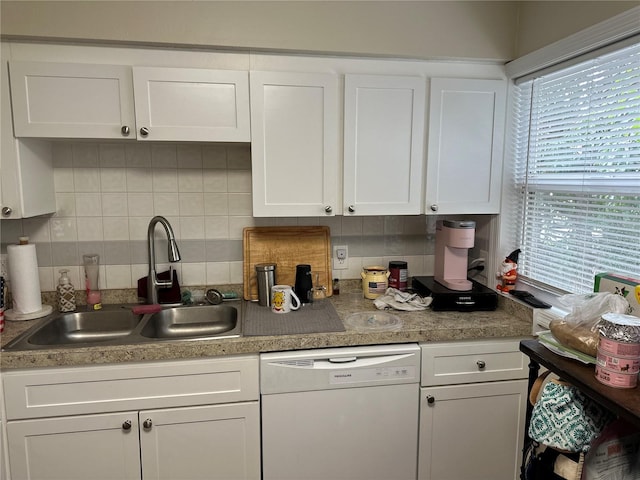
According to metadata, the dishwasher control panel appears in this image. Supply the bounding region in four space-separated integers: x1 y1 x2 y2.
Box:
331 366 417 385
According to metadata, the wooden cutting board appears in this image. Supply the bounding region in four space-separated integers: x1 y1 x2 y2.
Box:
243 226 332 301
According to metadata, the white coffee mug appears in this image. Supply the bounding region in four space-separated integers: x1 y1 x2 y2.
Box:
271 285 301 313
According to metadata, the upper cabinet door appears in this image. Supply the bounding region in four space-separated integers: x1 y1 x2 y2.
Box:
425 78 506 215
250 71 339 217
132 66 250 142
9 61 135 139
343 74 426 216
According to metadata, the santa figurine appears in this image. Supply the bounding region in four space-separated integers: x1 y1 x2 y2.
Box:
497 249 521 293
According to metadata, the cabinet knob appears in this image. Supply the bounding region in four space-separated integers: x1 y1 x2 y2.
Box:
430 204 438 212
139 127 150 137
324 205 333 213
476 360 486 369
348 205 355 213
121 125 130 136
2 207 12 217
143 418 153 429
426 395 435 405
122 420 132 431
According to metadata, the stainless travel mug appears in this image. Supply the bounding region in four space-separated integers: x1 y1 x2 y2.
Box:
255 263 276 306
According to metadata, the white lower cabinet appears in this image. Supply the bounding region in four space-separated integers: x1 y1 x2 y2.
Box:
419 340 528 480
3 356 260 480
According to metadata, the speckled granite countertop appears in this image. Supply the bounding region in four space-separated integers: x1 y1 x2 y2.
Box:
0 284 533 370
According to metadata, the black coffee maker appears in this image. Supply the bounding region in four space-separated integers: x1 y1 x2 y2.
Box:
294 264 313 304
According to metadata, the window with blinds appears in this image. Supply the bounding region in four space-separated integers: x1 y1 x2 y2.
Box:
508 41 640 294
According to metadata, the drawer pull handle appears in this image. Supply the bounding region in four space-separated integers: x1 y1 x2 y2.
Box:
143 418 153 429
426 395 435 405
122 420 132 431
476 360 486 369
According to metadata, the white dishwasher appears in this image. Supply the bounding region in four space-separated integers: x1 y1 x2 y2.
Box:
260 344 420 480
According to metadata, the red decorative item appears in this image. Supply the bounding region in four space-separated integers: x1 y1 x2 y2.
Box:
497 249 521 293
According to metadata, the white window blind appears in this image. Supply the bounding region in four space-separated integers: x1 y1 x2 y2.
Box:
509 41 640 294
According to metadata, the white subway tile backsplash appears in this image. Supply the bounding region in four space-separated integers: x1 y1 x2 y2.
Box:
54 193 76 217
227 170 251 192
203 170 228 192
102 193 128 217
181 262 206 286
103 217 130 241
179 216 205 240
228 193 252 216
126 144 152 167
151 144 178 168
206 262 230 284
126 168 153 192
77 217 104 241
101 168 127 192
74 168 101 193
99 144 126 167
72 143 99 167
203 145 227 169
177 145 203 168
154 193 180 216
53 168 75 192
204 216 230 239
152 169 179 192
127 193 154 217
52 143 73 167
50 218 78 242
3 141 438 292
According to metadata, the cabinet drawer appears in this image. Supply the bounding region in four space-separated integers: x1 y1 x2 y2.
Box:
3 355 259 420
420 339 527 386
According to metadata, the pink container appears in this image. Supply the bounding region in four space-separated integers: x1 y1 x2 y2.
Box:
598 337 640 357
596 351 640 374
595 364 638 389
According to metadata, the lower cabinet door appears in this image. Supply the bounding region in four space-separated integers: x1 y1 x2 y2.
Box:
139 402 260 480
7 412 141 480
418 380 528 480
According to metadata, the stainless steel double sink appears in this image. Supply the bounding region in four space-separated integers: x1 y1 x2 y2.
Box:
3 303 242 351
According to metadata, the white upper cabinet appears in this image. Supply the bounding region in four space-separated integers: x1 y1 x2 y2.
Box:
250 71 339 217
9 62 250 142
9 61 135 139
132 66 250 142
343 75 426 215
344 74 426 216
425 78 506 215
1 52 55 219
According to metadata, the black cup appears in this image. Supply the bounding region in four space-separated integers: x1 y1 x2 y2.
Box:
294 264 313 304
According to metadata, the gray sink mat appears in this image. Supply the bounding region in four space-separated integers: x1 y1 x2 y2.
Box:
243 300 345 336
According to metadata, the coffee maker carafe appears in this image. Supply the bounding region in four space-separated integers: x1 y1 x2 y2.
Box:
434 220 475 291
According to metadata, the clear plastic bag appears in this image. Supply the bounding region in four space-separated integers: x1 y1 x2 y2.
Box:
549 293 630 357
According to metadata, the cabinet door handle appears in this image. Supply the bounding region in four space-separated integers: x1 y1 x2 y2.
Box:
477 360 486 369
122 420 132 431
426 395 435 405
139 127 150 137
121 125 130 136
143 418 153 429
430 204 438 212
324 205 333 213
347 205 355 213
2 207 12 217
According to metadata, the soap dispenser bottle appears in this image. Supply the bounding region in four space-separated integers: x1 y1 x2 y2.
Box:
57 269 76 313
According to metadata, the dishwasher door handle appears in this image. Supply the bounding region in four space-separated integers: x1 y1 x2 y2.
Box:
328 356 358 363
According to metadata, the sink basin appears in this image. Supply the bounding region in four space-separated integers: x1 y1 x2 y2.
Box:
27 309 143 346
3 302 243 351
140 304 240 339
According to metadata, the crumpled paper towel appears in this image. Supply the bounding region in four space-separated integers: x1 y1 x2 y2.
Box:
373 288 433 311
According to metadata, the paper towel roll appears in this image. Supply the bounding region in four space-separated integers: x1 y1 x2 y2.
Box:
7 243 43 314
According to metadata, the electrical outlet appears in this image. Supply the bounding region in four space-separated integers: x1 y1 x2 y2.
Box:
333 245 348 270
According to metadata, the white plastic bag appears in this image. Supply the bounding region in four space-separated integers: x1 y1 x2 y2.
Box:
549 293 629 357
